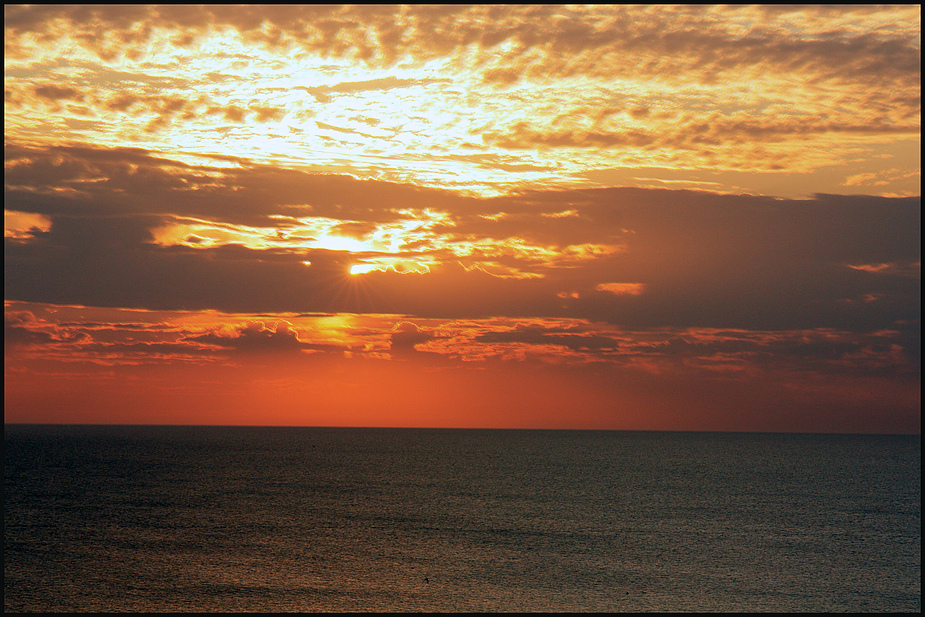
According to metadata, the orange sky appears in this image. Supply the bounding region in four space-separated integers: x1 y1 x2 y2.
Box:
4 5 921 433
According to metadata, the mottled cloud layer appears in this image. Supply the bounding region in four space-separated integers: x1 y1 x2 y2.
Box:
4 5 920 195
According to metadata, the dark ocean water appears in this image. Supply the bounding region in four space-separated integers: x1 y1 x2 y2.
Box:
4 425 921 612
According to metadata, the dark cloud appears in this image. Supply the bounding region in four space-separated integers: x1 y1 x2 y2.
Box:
3 143 467 226
4 146 919 342
389 322 436 358
33 84 84 101
3 310 92 349
475 323 620 351
185 321 344 355
4 311 55 348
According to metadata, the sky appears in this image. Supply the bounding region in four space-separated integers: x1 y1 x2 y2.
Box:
4 4 921 433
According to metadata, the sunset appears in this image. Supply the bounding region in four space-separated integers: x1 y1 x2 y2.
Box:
3 4 921 614
5 4 919 433
3 6 921 612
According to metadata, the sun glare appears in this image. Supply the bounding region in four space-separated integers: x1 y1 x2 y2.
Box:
349 263 381 275
313 234 371 253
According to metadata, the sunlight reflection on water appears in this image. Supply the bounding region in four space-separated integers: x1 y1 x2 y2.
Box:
4 426 921 612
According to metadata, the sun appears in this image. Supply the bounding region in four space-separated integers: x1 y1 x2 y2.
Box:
349 263 380 275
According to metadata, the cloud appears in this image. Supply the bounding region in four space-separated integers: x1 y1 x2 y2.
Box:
4 310 55 348
847 262 921 277
596 283 645 296
206 104 248 123
6 303 917 428
3 145 919 339
187 321 311 355
4 299 917 432
297 77 453 103
475 322 620 353
3 308 94 351
388 321 438 359
4 6 917 194
33 84 84 101
2 143 467 226
482 116 919 157
8 6 918 86
250 105 286 122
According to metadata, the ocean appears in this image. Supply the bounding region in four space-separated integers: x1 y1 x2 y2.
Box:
4 425 920 612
